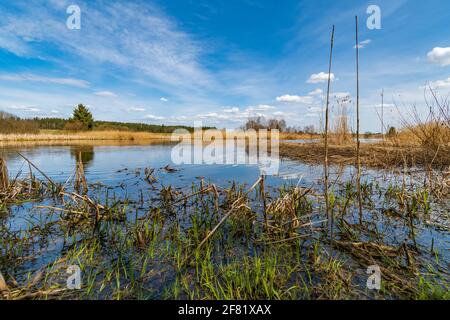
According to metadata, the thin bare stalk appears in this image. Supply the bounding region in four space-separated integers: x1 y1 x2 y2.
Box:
260 175 268 231
381 88 384 143
75 152 88 194
17 152 57 188
355 16 363 224
325 25 335 238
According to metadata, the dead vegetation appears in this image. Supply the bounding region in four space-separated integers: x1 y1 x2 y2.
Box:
280 141 450 170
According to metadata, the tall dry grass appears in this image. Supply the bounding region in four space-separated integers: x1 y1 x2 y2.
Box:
0 130 172 142
395 89 450 151
326 97 353 145
332 109 352 145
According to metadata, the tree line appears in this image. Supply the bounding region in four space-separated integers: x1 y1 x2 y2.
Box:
242 116 317 134
1 105 215 134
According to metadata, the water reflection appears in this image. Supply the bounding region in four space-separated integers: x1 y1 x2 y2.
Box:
70 146 95 168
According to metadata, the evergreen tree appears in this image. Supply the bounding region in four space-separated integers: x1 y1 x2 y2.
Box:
72 104 94 130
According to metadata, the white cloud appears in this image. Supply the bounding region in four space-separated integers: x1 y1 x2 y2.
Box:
7 105 41 112
145 114 165 120
196 105 275 123
0 2 214 91
308 88 324 96
276 94 314 104
427 77 450 89
129 107 146 112
427 47 450 66
224 107 240 113
354 39 372 49
0 73 90 88
272 111 294 117
307 72 335 84
160 97 168 102
51 110 60 114
94 91 117 97
247 104 275 111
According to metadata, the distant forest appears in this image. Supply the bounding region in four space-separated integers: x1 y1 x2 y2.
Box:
0 111 215 134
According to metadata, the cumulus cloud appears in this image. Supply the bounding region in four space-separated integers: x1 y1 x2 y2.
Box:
276 94 314 104
0 73 90 88
427 47 450 66
428 77 450 89
307 72 335 84
195 105 276 123
160 97 168 102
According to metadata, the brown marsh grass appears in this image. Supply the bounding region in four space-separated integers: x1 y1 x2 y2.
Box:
0 129 315 143
0 130 173 142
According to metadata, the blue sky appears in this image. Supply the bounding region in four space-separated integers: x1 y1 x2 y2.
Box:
0 0 450 132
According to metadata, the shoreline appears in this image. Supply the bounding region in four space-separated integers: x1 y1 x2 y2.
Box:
280 141 450 169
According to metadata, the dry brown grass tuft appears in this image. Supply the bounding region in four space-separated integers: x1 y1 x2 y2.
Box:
394 88 450 151
330 102 352 145
396 122 450 149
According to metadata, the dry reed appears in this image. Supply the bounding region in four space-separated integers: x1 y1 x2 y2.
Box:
0 157 8 191
0 130 172 142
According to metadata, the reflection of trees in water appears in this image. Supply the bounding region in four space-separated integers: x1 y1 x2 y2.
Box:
1 146 59 164
70 146 95 168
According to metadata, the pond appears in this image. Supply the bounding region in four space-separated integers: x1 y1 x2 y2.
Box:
0 142 448 299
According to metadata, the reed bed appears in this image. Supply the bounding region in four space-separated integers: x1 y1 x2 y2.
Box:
0 130 316 144
0 130 173 142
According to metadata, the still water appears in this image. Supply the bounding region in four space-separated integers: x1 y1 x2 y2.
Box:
1 142 448 278
1 143 329 191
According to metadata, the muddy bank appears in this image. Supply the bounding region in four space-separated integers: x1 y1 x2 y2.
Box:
280 142 450 170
